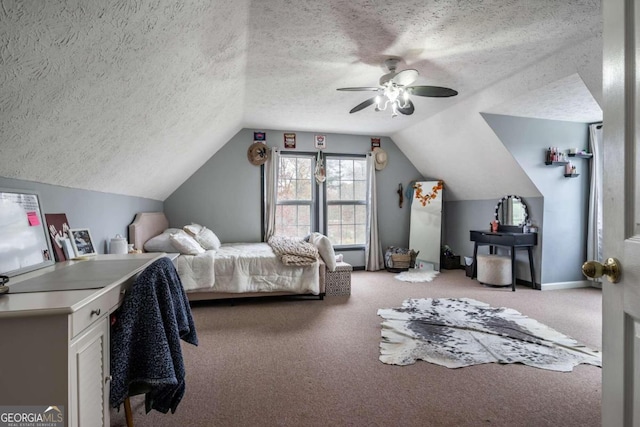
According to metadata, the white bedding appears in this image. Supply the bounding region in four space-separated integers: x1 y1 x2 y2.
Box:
177 242 320 295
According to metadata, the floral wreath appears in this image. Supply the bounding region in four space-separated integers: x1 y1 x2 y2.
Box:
413 181 443 206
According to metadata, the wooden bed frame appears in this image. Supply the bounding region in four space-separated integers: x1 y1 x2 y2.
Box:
128 212 325 301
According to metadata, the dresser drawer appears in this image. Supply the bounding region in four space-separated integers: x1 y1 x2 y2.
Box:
71 287 120 338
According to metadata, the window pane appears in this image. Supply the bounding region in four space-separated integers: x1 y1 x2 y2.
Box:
278 205 297 226
298 226 310 237
297 178 312 200
280 226 297 237
354 181 366 200
340 181 354 200
341 205 355 223
298 205 311 226
341 159 354 180
341 225 355 245
327 205 340 224
278 157 313 201
354 161 366 179
275 205 311 238
355 224 366 244
326 180 340 200
275 155 315 239
328 225 341 243
355 205 366 224
297 158 307 178
277 157 296 200
323 157 366 245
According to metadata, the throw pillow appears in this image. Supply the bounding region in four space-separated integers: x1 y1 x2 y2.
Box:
194 227 221 250
183 223 203 237
169 230 206 255
309 232 337 271
143 228 182 252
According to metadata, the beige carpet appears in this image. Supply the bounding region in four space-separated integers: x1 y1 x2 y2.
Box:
110 269 602 427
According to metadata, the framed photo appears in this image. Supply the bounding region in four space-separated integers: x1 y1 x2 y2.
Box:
254 131 266 142
314 134 326 149
284 132 296 149
45 213 70 262
68 228 97 257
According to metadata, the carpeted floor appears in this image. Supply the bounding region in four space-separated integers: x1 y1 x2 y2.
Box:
110 269 602 427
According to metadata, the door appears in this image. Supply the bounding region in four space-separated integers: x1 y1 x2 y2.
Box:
602 0 640 425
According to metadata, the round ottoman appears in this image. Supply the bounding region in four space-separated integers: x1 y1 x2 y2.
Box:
477 254 512 287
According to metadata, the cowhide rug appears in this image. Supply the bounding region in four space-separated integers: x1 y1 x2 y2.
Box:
377 297 602 372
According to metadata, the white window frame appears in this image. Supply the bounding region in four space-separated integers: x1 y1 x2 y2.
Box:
269 152 368 249
274 153 317 238
323 154 367 248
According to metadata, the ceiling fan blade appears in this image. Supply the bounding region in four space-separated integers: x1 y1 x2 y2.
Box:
397 100 415 116
349 97 376 114
337 87 380 91
407 86 458 97
392 69 418 86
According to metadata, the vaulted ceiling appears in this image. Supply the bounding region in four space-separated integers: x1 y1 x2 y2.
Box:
0 0 602 201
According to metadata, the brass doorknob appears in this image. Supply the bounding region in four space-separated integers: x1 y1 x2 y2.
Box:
582 258 621 283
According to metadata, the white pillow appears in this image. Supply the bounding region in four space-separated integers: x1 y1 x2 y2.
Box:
309 232 337 271
143 228 182 252
183 223 203 237
194 227 221 250
169 230 206 255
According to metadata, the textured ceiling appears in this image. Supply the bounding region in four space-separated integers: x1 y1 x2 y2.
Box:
484 73 602 123
0 0 602 201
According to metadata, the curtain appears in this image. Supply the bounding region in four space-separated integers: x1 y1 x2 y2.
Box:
365 152 384 271
264 147 280 241
586 124 603 273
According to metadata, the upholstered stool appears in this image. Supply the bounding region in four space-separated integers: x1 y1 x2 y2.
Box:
477 254 513 290
325 262 352 296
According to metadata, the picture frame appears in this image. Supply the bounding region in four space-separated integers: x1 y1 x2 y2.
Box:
314 134 326 149
68 228 97 258
45 213 70 262
284 132 296 149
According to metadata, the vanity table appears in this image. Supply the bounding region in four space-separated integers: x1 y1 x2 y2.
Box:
470 230 538 290
0 253 164 427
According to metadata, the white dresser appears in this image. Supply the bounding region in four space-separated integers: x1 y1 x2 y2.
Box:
0 253 164 427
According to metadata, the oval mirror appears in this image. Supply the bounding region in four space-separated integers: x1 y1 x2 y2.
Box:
495 195 528 226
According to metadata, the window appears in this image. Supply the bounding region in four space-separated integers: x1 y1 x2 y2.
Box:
276 155 314 238
273 153 367 246
325 157 367 246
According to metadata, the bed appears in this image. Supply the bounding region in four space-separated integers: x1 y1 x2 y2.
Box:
128 212 326 301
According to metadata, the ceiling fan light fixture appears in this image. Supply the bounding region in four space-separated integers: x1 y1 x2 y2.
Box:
336 57 458 117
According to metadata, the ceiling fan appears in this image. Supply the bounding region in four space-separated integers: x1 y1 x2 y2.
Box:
337 58 458 117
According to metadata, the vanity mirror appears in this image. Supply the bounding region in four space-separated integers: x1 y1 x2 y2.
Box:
495 195 529 231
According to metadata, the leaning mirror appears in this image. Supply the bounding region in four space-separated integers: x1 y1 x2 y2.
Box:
495 195 528 228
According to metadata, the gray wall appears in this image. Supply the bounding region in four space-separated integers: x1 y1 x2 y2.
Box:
444 197 543 285
164 128 424 268
0 177 163 254
482 113 590 284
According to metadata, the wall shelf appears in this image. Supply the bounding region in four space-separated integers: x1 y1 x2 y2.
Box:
545 161 569 166
564 173 580 178
568 153 593 159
